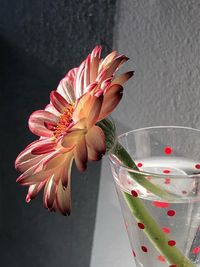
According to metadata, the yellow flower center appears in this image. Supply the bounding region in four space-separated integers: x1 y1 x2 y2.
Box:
54 104 74 138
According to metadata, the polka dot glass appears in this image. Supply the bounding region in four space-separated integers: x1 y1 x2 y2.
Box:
109 126 200 267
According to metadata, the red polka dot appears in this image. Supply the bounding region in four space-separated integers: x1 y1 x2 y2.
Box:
157 255 165 262
195 164 200 169
162 227 170 234
137 162 143 168
141 246 148 252
153 201 169 208
193 247 200 254
164 178 171 184
132 250 136 257
147 176 152 180
169 265 177 267
164 147 172 154
131 190 138 197
167 210 176 216
138 223 145 229
163 169 170 174
168 240 176 246
182 190 187 194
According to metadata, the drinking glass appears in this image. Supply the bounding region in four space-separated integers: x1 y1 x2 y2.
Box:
109 126 200 267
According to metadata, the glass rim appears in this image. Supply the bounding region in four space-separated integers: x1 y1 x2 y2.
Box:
109 125 200 179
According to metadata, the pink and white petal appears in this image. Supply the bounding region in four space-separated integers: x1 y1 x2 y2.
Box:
87 95 103 129
98 84 123 121
96 69 107 84
31 141 56 155
91 45 102 59
45 104 60 116
104 55 128 79
56 179 71 216
66 67 78 83
16 154 45 173
16 165 52 185
111 71 134 86
90 46 102 82
50 91 68 113
57 76 75 104
74 136 87 172
43 176 57 209
26 180 46 202
16 164 36 182
83 55 90 89
86 126 106 155
15 138 55 171
15 143 39 168
98 51 117 72
86 81 98 93
75 61 85 99
60 152 73 187
29 110 58 137
100 77 112 90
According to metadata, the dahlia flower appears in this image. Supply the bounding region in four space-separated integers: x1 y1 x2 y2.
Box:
15 46 133 215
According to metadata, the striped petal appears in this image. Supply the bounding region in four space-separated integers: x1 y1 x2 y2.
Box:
90 45 102 82
16 166 52 185
60 153 73 187
26 180 46 202
31 141 56 155
75 61 85 98
57 68 77 103
15 138 56 172
111 71 134 86
43 176 57 209
45 104 60 116
104 55 129 79
83 55 90 90
56 179 71 216
29 110 58 137
98 50 117 72
50 91 69 113
98 84 123 121
16 154 45 173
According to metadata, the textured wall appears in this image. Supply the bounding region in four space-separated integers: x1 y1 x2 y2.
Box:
0 1 116 267
91 1 200 267
113 0 200 131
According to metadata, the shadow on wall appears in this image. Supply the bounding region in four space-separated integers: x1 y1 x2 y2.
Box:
0 1 117 266
0 35 102 267
0 4 118 265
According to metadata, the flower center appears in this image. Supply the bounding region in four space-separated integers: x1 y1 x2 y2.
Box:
54 104 74 138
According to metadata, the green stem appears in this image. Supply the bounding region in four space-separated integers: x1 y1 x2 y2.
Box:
112 141 196 267
113 142 176 201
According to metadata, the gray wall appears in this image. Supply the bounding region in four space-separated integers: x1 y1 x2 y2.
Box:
2 1 200 267
91 1 200 267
